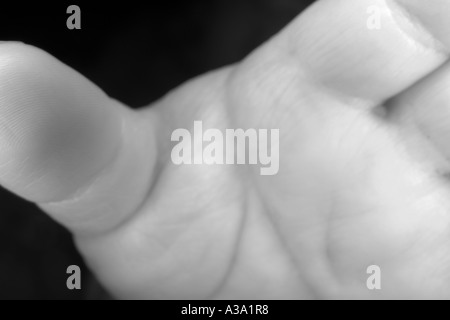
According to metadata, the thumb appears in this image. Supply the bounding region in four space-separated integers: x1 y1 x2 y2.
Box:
0 42 157 235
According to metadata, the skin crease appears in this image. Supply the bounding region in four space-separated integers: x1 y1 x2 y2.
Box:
1 0 450 299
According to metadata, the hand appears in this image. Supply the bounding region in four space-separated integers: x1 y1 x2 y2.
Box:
1 0 450 299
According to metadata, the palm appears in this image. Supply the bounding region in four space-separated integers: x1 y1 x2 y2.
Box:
75 58 450 299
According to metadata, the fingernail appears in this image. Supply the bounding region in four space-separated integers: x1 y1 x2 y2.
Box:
389 0 450 53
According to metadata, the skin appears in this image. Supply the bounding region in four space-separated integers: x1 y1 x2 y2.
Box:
1 0 450 299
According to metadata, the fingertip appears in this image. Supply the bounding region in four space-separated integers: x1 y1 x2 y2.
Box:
0 43 123 203
275 0 448 104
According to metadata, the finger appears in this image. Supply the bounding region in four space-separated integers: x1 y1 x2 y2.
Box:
0 42 157 235
229 0 450 110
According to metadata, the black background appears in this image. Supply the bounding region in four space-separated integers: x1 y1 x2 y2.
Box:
0 0 313 299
